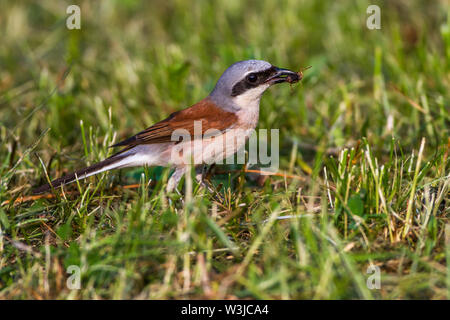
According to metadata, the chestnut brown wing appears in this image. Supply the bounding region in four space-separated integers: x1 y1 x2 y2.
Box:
110 98 238 149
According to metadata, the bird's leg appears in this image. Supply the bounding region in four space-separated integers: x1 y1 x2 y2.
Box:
195 165 224 201
195 164 217 183
195 165 210 189
166 165 211 193
195 165 207 184
166 167 186 192
167 165 224 202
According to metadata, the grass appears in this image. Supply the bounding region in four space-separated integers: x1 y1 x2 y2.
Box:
0 0 449 299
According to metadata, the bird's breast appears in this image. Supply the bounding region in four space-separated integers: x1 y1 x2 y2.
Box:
235 103 260 130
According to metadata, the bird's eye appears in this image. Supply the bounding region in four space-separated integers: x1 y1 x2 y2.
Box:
246 73 258 83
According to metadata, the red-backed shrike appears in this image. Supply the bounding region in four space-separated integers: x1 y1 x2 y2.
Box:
34 60 301 194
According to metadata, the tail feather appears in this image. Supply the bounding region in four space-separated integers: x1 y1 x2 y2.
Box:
33 153 129 194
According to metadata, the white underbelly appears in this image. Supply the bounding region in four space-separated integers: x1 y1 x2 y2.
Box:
170 128 255 166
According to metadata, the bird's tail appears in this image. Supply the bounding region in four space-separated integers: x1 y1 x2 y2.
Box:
33 153 131 194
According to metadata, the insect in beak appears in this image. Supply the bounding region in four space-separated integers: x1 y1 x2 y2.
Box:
284 65 312 91
266 67 302 84
293 65 312 83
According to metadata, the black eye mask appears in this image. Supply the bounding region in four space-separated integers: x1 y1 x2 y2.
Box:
231 66 278 97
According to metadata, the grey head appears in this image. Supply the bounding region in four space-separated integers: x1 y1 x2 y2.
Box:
209 59 300 111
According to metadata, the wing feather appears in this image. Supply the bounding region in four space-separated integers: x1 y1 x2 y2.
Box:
110 98 238 149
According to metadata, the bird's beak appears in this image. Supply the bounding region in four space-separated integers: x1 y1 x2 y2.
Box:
265 67 302 84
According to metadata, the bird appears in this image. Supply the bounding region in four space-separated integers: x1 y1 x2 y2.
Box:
33 60 302 194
